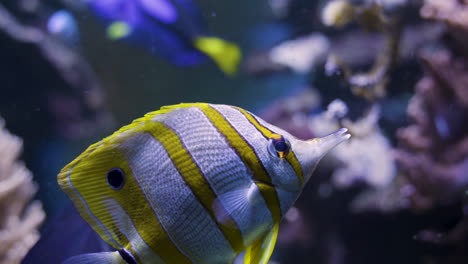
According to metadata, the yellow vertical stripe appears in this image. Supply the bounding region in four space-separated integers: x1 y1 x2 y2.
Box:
133 120 245 254
59 146 143 264
57 103 296 263
233 107 304 185
193 104 283 224
58 132 192 264
58 141 126 250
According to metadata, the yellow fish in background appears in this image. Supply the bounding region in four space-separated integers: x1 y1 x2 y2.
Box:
58 103 350 264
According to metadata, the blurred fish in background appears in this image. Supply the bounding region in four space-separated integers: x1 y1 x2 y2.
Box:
85 0 241 75
47 9 80 45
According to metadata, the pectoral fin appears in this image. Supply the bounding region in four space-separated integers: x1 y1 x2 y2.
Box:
244 222 279 264
63 251 125 264
213 182 270 228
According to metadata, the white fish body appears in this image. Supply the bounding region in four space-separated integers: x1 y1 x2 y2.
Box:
58 103 350 264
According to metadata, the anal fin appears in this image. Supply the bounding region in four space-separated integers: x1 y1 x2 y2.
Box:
63 251 125 264
244 222 279 264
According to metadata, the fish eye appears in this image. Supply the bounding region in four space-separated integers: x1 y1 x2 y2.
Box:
107 168 125 190
268 134 290 159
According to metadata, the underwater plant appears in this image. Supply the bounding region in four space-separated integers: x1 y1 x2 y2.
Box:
0 118 45 264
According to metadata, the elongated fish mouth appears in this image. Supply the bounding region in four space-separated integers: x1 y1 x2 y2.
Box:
308 127 351 158
312 127 350 142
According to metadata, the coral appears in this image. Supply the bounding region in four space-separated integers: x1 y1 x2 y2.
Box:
246 0 440 78
308 100 396 189
393 0 468 213
421 0 468 61
322 0 402 101
0 119 45 264
269 34 330 74
369 1 468 252
321 0 356 28
350 2 468 243
395 49 468 210
0 3 113 140
335 106 396 188
245 34 330 75
248 0 468 263
421 0 468 30
0 1 114 215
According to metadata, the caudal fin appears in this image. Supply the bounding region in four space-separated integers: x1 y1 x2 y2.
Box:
194 37 241 76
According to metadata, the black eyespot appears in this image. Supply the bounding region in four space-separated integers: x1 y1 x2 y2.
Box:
268 135 291 159
107 168 125 190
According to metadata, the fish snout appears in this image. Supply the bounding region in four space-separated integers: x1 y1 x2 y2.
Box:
295 128 351 184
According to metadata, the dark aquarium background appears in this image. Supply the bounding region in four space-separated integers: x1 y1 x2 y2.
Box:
0 0 467 263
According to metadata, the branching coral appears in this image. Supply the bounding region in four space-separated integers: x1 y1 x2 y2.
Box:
246 0 440 79
245 34 330 75
421 0 468 30
367 1 468 251
0 3 113 139
269 34 330 74
395 50 468 210
421 0 468 60
348 1 468 242
0 119 45 264
248 0 468 263
309 100 396 189
323 0 402 101
393 0 468 207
